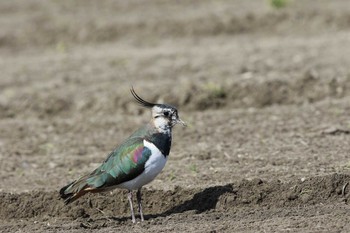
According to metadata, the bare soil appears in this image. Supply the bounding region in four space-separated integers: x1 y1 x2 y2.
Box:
1 0 350 232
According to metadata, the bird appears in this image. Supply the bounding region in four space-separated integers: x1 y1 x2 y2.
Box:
59 87 186 223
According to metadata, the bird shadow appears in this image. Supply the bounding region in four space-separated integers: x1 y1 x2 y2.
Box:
145 184 233 220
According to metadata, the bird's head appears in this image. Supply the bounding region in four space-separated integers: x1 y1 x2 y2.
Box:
131 87 186 132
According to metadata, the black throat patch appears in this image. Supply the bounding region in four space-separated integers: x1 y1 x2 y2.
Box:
147 133 172 156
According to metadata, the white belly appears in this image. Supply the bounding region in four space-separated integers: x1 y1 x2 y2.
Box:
116 140 167 190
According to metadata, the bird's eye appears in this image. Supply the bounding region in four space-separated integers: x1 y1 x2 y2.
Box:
163 111 169 116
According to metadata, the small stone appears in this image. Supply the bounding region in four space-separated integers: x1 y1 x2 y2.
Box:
287 192 298 201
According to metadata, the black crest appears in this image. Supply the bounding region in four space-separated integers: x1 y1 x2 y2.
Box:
130 87 156 108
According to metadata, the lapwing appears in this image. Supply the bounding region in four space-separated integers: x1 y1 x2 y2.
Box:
59 87 186 223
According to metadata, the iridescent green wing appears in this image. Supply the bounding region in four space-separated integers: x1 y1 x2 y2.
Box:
86 137 152 188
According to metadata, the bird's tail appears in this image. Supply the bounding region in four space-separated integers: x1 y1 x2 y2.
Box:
59 175 94 204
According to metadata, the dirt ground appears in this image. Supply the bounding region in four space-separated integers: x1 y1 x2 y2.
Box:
1 0 350 232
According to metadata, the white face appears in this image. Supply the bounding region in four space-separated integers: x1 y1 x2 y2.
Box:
151 105 184 132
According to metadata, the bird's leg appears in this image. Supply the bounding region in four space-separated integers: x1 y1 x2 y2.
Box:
137 188 144 222
127 190 136 223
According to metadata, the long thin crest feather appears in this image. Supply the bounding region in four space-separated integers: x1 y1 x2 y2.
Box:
130 87 156 108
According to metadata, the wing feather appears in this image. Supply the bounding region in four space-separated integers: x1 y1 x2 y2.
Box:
86 137 152 188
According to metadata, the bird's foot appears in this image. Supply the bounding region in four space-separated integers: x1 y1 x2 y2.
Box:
137 189 144 222
127 191 136 224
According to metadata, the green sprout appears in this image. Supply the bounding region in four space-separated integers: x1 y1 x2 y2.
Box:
269 0 288 9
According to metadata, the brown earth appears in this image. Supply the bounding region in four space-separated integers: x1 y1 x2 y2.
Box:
1 0 350 232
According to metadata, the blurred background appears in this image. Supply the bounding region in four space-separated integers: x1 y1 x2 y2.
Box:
1 0 350 115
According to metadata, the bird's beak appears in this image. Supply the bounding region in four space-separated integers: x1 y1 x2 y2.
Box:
177 118 187 127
